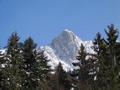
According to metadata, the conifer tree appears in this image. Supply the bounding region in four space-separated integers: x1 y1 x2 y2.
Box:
93 32 108 90
93 24 120 90
33 50 51 90
55 63 72 90
105 24 119 90
22 37 37 89
72 44 94 90
22 37 50 90
4 32 23 90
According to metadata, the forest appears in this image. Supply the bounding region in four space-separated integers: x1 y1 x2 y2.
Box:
0 24 120 90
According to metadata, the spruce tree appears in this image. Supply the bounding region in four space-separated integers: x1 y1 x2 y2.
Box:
105 24 119 90
22 37 50 90
93 24 120 90
93 32 109 90
33 50 51 90
72 44 95 90
22 37 37 90
55 63 72 90
4 32 23 90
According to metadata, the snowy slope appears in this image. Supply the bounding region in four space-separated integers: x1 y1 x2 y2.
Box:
42 29 93 71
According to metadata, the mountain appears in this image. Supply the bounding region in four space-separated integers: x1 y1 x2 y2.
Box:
0 29 93 71
41 29 93 71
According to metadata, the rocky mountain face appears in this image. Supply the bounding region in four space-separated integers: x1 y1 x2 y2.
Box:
42 29 93 71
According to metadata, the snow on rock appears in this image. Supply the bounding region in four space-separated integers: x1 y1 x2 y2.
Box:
41 46 72 71
42 29 94 71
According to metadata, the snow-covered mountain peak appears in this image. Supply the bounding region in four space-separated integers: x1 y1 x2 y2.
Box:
51 29 82 49
62 29 75 37
42 30 93 70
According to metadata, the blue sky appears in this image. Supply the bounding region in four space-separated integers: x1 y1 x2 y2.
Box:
0 0 120 47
